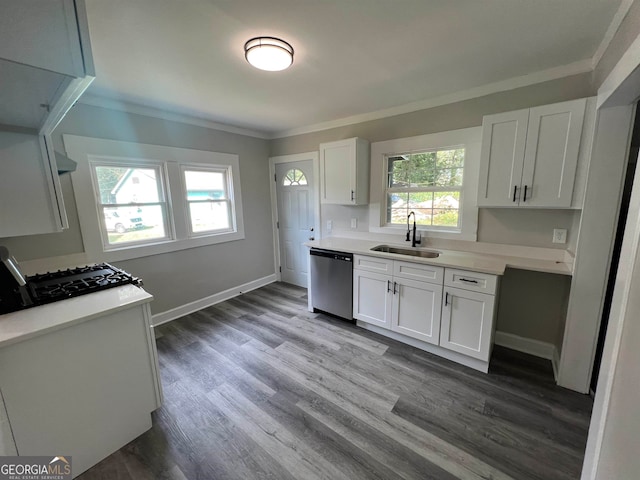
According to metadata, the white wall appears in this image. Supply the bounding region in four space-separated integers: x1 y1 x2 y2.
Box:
0 103 275 315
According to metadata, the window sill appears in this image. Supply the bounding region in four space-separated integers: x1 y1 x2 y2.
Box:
97 230 245 263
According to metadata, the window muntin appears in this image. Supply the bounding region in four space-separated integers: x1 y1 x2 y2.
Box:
183 166 235 235
386 148 464 229
282 168 308 186
92 164 170 248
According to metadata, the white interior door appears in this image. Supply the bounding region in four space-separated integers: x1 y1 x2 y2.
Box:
275 160 315 287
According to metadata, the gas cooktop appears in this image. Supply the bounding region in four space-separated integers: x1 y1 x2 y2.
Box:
0 263 141 315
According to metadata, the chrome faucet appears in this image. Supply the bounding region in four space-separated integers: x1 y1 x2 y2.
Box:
406 211 421 247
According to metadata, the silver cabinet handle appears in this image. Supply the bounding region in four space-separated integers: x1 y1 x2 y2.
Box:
393 282 398 294
351 190 355 201
387 280 391 293
459 278 478 284
445 292 449 306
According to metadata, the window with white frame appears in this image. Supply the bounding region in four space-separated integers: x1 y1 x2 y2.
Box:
91 163 171 248
369 127 481 241
386 147 465 229
183 165 235 235
64 135 245 262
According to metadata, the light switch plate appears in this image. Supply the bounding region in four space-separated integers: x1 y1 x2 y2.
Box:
553 228 567 244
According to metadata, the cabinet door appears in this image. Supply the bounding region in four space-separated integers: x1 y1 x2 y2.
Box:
0 131 66 237
353 269 393 328
0 0 85 77
320 140 355 204
391 278 442 345
521 99 586 207
477 109 529 207
0 304 159 476
440 287 495 361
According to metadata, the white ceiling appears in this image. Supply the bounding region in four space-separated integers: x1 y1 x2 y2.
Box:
83 0 623 137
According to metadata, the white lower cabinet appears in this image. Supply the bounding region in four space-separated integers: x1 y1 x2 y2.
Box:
353 256 443 345
0 299 162 476
440 286 495 360
353 269 392 328
353 256 499 370
392 277 442 345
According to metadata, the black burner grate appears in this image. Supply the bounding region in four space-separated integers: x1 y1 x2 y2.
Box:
26 264 141 305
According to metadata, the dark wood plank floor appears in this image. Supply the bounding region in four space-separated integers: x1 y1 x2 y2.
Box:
78 282 593 480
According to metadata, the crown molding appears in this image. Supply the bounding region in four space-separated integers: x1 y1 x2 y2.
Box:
591 0 636 69
79 0 632 145
78 94 271 139
271 59 593 139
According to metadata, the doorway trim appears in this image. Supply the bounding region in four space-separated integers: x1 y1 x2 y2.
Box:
580 29 640 479
269 151 320 282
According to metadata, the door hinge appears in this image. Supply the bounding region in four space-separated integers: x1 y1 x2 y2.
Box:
276 221 279 229
279 266 281 272
274 173 277 182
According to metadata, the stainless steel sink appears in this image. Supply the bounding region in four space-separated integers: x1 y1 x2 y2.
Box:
370 245 440 258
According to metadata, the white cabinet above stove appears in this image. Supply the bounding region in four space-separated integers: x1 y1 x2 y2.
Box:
0 0 95 133
0 0 95 238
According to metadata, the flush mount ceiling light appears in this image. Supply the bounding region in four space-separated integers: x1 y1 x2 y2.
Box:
244 36 294 71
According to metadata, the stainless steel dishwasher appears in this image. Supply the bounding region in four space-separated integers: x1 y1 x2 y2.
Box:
310 248 353 320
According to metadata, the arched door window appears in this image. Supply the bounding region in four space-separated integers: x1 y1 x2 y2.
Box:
282 168 308 186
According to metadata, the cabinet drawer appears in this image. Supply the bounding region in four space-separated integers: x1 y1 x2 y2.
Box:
444 268 497 295
393 261 444 285
354 255 393 274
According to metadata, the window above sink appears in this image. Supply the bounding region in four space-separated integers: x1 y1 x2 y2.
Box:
369 128 482 242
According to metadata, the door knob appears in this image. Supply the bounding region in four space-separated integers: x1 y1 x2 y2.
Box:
310 227 314 232
308 237 315 241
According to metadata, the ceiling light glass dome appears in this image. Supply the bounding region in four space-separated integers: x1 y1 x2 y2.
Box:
244 37 294 72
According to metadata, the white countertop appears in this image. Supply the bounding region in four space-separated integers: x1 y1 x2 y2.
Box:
306 237 573 276
0 284 153 348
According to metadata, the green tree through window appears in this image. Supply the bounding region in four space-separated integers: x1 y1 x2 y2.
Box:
386 148 464 228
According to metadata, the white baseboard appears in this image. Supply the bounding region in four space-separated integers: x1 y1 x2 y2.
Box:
494 330 558 362
151 274 277 326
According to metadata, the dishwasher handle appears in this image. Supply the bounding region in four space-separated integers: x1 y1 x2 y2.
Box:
310 248 353 262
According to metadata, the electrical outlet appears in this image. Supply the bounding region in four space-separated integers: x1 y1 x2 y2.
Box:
553 228 567 244
351 218 357 229
327 220 333 232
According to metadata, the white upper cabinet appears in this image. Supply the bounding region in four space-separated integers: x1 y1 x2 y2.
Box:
477 98 587 208
0 132 67 237
0 0 94 133
0 0 85 77
477 109 529 207
0 0 93 237
319 137 370 205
